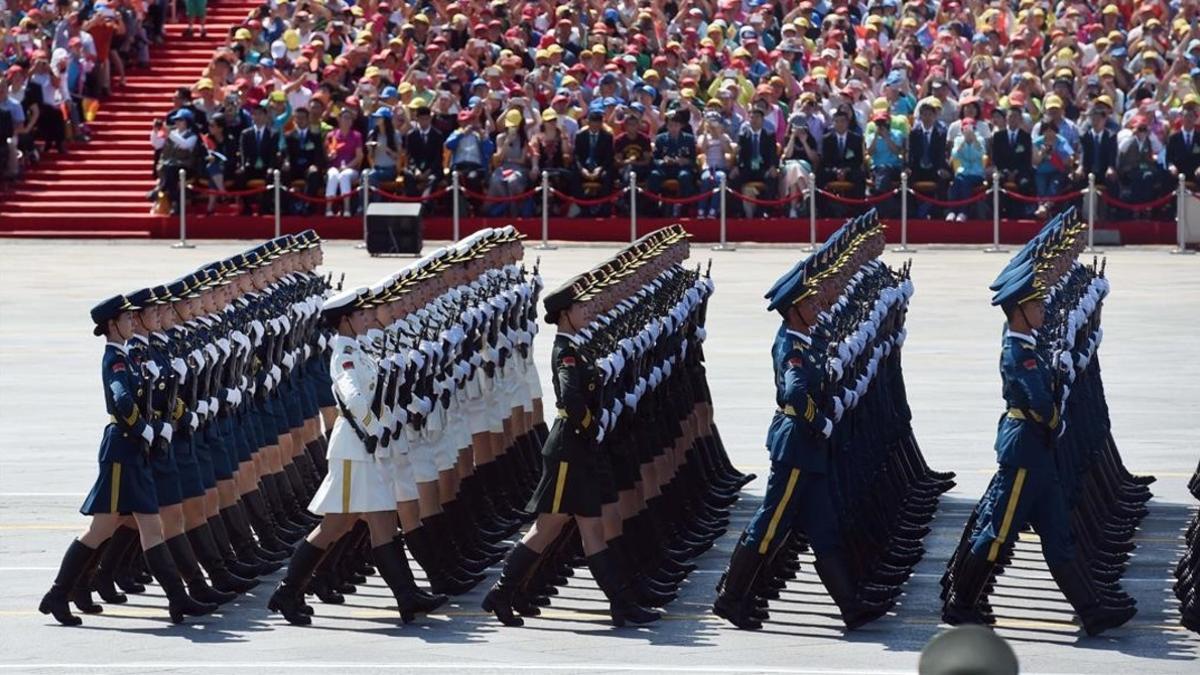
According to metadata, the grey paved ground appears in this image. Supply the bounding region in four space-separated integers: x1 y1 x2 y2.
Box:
0 239 1198 674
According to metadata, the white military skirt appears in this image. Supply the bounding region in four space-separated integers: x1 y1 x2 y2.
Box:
309 417 395 514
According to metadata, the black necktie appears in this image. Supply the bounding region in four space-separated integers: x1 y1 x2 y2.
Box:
1010 131 1016 148
1187 131 1193 148
1092 132 1103 173
838 135 845 155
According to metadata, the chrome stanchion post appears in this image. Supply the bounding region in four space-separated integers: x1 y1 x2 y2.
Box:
451 170 461 241
629 173 637 243
1085 173 1097 252
803 185 817 251
535 171 556 250
273 169 282 238
1173 172 1195 255
712 174 735 251
893 171 915 252
984 171 1006 253
172 168 194 249
356 169 371 249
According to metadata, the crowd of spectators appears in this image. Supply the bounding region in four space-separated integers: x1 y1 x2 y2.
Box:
6 0 1200 220
2 0 170 183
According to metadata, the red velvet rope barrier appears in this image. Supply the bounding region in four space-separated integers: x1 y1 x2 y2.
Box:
815 188 898 205
190 184 271 197
370 186 452 202
1001 188 1084 204
460 186 540 203
909 189 991 208
288 189 355 205
727 190 802 206
549 187 628 206
638 188 717 205
1097 190 1177 210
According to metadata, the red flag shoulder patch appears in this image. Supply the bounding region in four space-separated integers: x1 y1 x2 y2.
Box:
111 362 126 373
1022 359 1037 370
788 357 804 367
342 361 355 370
561 356 577 367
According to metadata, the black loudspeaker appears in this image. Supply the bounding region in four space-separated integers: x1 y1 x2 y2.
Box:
365 203 423 255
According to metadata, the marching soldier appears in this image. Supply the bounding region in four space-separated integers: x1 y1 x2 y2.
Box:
483 226 738 628
268 287 447 626
40 295 217 626
714 210 949 632
942 207 1141 636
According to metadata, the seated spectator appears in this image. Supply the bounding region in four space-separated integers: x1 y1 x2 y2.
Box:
614 108 652 210
402 104 445 203
284 107 328 214
489 108 532 217
1166 95 1200 188
865 109 905 217
445 108 493 209
324 107 363 216
780 114 821 218
731 108 778 218
1077 103 1119 194
992 105 1035 217
1117 117 1166 214
697 113 734 219
649 109 698 217
366 108 402 186
201 113 237 214
238 103 279 216
149 109 200 216
530 109 573 213
947 120 988 223
908 99 950 218
1032 122 1075 217
819 108 866 199
572 107 615 216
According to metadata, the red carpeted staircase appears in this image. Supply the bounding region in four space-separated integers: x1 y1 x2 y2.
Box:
0 1 256 236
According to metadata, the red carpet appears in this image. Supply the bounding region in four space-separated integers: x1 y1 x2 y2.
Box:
0 0 258 235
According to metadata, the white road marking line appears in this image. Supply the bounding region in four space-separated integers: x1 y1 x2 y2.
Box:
0 665 1093 675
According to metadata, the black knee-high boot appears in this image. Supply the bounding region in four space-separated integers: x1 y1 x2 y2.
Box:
482 543 541 627
372 537 449 624
268 540 324 625
91 525 140 603
143 543 219 624
40 540 98 626
165 534 237 604
188 523 259 593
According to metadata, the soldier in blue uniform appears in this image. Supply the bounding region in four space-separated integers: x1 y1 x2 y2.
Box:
713 254 892 631
39 295 217 626
941 220 1137 637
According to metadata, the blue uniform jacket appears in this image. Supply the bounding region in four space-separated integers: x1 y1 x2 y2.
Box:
765 324 832 472
994 330 1060 469
98 342 150 464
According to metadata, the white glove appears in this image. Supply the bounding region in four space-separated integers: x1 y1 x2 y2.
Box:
282 352 295 370
832 397 845 423
196 400 209 418
318 334 328 350
821 418 833 439
170 358 187 378
159 423 173 444
188 412 200 431
303 344 312 360
216 338 231 357
208 397 219 415
270 364 282 383
190 349 204 367
140 425 155 444
203 343 219 363
225 388 241 406
144 361 161 379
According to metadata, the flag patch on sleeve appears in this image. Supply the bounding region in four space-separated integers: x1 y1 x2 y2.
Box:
342 361 355 370
1023 359 1037 370
562 356 576 366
